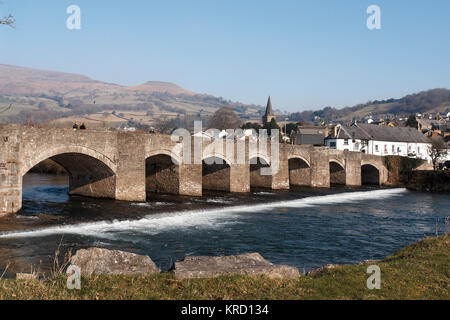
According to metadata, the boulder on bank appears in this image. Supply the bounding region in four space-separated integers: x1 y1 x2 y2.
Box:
69 247 160 275
358 259 381 265
306 264 340 276
172 253 300 279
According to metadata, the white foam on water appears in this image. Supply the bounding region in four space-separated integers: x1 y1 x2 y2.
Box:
206 198 233 204
0 188 407 239
131 202 171 208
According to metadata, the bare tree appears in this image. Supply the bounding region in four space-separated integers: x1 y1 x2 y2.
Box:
154 117 179 134
208 107 241 131
428 138 448 171
0 1 15 28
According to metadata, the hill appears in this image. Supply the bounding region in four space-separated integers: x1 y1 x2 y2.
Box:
289 88 450 123
0 64 264 127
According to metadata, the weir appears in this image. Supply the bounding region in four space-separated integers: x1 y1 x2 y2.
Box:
0 124 389 216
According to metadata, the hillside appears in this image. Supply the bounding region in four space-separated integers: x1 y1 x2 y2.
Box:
0 64 264 127
289 88 450 123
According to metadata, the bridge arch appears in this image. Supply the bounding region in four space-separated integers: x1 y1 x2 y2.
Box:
21 145 117 177
249 156 272 189
146 153 180 197
361 163 380 185
249 152 271 166
22 146 117 199
201 153 232 166
145 149 181 166
329 160 346 185
287 155 310 168
202 156 231 192
288 156 311 186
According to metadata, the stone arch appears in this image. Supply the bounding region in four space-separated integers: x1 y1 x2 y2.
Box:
361 164 380 185
146 149 181 166
202 153 232 166
288 155 310 168
22 146 117 199
249 156 272 188
146 153 180 196
329 158 345 169
329 160 346 185
202 156 231 192
249 153 271 166
288 156 311 186
21 145 117 176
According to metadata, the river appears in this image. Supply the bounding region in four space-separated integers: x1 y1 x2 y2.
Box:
0 173 448 276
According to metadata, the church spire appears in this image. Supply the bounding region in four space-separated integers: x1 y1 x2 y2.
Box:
265 96 273 116
262 96 276 125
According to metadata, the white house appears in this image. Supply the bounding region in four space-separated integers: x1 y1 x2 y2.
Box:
325 124 433 162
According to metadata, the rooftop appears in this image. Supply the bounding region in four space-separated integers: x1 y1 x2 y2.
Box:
333 124 431 143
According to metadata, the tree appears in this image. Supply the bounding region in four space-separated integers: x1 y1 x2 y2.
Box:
208 107 241 131
405 114 418 129
285 123 298 135
428 138 448 171
241 122 261 131
154 117 180 134
263 118 280 136
0 1 15 28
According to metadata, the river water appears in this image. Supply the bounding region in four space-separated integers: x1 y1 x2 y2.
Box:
0 173 448 276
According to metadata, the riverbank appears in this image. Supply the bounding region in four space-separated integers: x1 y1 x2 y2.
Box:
404 170 450 193
1 234 448 300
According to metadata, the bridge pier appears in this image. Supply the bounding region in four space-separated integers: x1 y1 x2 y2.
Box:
230 164 250 193
310 150 330 188
0 128 22 216
249 157 272 189
115 132 146 202
179 164 202 196
271 157 290 190
344 152 362 187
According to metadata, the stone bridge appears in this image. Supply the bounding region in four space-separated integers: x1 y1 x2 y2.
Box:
0 125 388 216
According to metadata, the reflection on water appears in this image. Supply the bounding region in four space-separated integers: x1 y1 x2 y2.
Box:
0 173 449 276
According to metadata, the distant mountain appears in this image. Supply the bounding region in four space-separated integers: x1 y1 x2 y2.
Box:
289 88 450 123
0 64 264 124
0 64 193 96
129 81 195 96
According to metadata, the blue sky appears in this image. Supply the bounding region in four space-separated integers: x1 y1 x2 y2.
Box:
0 0 449 112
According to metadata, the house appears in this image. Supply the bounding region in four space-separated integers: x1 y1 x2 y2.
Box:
291 127 328 145
325 123 432 162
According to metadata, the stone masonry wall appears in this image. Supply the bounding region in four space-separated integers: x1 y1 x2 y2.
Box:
0 125 390 216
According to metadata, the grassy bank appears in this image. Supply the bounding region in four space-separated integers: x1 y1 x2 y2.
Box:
0 235 448 300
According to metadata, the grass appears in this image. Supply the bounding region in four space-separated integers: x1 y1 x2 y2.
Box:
0 235 448 300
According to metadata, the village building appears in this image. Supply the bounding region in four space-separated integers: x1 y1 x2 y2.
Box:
325 123 433 162
291 126 328 145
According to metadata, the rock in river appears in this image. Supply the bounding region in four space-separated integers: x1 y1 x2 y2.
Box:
69 247 160 275
172 253 300 279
